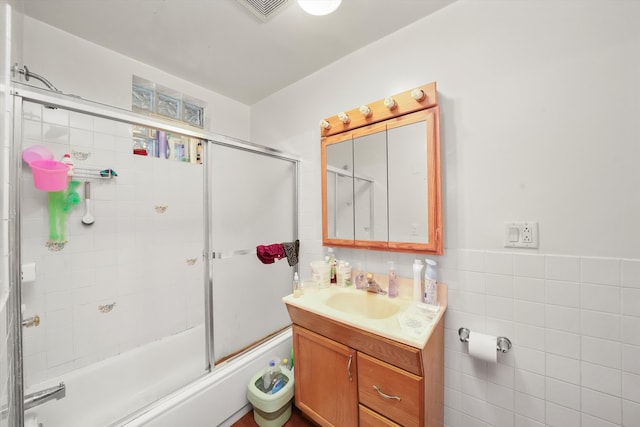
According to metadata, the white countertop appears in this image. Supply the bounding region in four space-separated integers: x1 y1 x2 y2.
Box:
282 281 446 349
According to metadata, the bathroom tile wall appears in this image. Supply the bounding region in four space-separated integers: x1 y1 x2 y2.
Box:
336 248 640 427
19 101 205 388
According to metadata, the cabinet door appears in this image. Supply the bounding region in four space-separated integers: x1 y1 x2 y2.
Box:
293 326 358 427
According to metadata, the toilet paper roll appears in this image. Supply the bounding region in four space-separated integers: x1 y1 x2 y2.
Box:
468 331 497 363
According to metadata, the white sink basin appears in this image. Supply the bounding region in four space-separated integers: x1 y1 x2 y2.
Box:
324 292 400 319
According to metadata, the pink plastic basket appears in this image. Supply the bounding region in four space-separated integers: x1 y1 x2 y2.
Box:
22 145 54 165
29 159 70 191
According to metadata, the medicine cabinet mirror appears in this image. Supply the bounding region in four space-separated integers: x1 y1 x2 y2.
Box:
321 83 443 254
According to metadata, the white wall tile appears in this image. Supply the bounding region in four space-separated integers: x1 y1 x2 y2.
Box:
582 336 621 369
546 401 581 427
581 257 621 286
486 295 514 321
582 361 621 396
622 259 640 289
514 277 545 303
581 283 621 314
485 252 513 276
485 274 514 298
582 310 622 341
514 391 544 423
547 353 581 385
514 369 545 399
514 301 545 327
582 387 622 425
462 373 487 400
458 250 485 272
622 372 640 403
513 254 545 279
545 280 579 307
623 316 640 346
487 381 514 411
546 329 580 358
515 323 545 351
623 399 640 427
581 414 620 427
546 304 581 333
546 255 580 282
43 107 69 126
458 270 486 293
622 288 640 317
487 362 514 388
513 347 546 376
622 344 640 375
462 393 489 423
546 377 581 410
514 414 544 427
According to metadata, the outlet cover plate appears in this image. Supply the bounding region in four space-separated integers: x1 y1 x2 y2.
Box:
504 221 539 248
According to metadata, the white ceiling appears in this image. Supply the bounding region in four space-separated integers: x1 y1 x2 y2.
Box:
21 0 456 105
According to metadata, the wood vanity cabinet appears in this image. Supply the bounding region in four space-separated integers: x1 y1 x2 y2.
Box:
290 309 444 427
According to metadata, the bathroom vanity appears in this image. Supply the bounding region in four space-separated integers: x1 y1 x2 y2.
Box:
283 283 446 427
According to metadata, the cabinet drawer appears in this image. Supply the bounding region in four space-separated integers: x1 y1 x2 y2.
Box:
357 352 423 427
359 404 401 427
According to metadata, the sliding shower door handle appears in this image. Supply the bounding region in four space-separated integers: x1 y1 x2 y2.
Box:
347 354 353 382
22 314 40 328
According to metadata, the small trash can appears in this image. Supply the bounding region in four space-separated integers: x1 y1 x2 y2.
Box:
247 366 294 427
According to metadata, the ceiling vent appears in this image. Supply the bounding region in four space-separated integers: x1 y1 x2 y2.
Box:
235 0 290 22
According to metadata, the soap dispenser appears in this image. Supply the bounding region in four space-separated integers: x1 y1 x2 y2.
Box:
388 261 398 298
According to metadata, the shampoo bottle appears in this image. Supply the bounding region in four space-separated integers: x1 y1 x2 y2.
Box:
388 261 398 298
413 259 423 302
424 259 438 306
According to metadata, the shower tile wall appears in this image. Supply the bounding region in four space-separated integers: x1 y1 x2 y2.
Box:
19 102 205 387
336 249 640 427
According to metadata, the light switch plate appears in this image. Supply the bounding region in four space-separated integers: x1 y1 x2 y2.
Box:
504 221 538 248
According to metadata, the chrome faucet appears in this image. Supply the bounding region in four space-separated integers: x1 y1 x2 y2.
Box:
363 273 387 295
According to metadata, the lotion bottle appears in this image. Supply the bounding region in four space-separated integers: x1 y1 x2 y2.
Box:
424 259 438 306
413 259 423 302
388 261 398 298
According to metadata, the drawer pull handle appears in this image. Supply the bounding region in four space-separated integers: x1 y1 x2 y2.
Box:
347 355 353 382
373 385 401 401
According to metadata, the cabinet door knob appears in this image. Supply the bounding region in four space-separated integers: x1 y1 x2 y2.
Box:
347 354 353 382
373 385 401 401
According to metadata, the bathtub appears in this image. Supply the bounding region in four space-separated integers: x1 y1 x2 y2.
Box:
25 326 293 427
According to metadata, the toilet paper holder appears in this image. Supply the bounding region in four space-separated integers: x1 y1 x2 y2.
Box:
458 327 512 353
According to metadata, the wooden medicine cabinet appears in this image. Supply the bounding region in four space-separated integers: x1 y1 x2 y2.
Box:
321 83 442 254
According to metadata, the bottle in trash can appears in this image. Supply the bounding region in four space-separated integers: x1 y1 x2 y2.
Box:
262 359 280 392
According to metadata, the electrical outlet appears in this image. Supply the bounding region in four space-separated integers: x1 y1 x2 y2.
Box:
504 221 538 248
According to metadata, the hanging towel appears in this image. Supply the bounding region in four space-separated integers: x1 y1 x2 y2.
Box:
282 239 300 267
256 243 285 264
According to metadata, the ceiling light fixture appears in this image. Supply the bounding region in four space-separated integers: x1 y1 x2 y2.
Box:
297 0 342 16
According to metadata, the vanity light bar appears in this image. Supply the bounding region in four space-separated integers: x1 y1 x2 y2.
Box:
320 82 438 137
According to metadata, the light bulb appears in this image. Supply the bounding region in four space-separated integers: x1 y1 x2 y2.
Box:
298 0 342 16
359 105 372 117
319 119 331 129
411 88 426 101
338 112 350 124
383 97 397 110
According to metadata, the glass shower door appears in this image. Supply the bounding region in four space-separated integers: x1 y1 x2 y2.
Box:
18 99 207 426
209 144 297 362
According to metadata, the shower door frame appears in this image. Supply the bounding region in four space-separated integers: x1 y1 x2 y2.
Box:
8 82 300 425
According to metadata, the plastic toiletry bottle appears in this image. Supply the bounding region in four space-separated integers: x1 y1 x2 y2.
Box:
388 261 398 298
327 248 336 284
413 259 424 303
293 272 302 298
343 262 352 287
262 359 279 392
355 263 365 289
424 259 438 306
